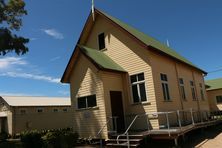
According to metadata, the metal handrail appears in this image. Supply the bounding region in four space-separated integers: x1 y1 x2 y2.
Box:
89 116 118 147
96 116 118 137
117 114 139 145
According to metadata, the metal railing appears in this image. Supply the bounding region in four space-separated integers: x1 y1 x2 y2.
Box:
116 108 222 147
89 116 118 147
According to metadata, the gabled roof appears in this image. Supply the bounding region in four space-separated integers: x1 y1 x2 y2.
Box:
96 9 206 74
61 8 206 83
79 45 126 72
0 96 71 107
205 78 222 91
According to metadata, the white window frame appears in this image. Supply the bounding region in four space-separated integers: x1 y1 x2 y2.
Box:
20 109 27 114
179 78 186 100
77 94 97 109
216 96 222 104
37 108 43 113
190 81 197 101
130 73 147 103
199 83 205 101
161 73 171 101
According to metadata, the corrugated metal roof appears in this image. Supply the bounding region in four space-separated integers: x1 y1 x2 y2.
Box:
0 96 71 106
97 9 207 74
205 78 222 91
79 45 126 72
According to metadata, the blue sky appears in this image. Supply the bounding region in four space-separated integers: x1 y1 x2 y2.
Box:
1 0 222 97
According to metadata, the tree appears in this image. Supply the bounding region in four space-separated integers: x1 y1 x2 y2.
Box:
0 0 29 55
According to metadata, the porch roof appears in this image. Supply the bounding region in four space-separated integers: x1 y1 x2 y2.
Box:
78 45 126 73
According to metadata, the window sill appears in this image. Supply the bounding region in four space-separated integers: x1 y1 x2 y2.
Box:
131 101 151 106
100 48 107 52
76 106 99 111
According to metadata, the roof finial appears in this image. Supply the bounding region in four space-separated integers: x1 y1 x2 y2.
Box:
166 39 170 47
92 0 95 21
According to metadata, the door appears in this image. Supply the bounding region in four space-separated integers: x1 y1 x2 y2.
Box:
110 91 125 132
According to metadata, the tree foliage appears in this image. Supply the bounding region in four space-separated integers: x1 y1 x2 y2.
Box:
0 0 29 55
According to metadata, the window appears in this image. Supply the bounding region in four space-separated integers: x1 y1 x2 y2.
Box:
199 83 205 100
20 109 26 114
77 95 97 109
63 108 68 112
37 108 43 113
98 33 105 50
161 73 170 101
179 78 186 100
190 81 196 100
130 73 147 103
53 109 58 112
216 96 222 104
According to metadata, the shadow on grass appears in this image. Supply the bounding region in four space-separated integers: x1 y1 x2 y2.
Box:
139 124 222 148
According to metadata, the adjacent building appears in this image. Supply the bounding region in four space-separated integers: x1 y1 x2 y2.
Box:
61 9 209 139
206 78 222 111
0 96 73 136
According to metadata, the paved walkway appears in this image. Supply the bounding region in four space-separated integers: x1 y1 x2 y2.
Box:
195 131 222 148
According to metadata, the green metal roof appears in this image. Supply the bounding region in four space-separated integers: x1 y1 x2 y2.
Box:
78 45 126 73
98 9 206 74
205 78 222 91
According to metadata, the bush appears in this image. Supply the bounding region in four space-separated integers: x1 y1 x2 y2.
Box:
21 130 44 148
0 132 9 141
43 128 79 148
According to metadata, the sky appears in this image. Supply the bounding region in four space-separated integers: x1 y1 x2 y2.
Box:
1 0 222 97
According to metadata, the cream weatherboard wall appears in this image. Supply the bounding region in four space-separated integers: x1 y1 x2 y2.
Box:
207 89 222 111
13 106 73 134
69 54 108 138
150 51 209 125
84 15 159 129
0 98 72 135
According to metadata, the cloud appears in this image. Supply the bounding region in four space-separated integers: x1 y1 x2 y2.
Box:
42 29 64 39
58 90 70 96
30 38 38 41
0 72 60 83
0 57 27 70
50 56 61 62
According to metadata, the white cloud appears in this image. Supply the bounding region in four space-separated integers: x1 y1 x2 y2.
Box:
42 29 64 39
0 57 27 70
58 90 69 96
50 56 61 62
30 38 38 41
0 72 60 83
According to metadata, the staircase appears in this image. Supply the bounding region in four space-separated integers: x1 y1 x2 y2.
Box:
106 134 144 147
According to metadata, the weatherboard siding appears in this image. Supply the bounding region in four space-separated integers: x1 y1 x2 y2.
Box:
85 15 159 129
150 52 209 125
69 54 108 139
207 89 222 111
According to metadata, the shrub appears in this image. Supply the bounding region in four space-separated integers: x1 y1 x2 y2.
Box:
21 130 44 148
0 132 9 141
43 128 79 148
